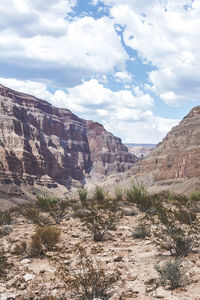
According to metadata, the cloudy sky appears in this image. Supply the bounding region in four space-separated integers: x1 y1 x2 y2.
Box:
0 0 199 143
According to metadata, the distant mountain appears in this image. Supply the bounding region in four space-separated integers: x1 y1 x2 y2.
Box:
125 143 156 158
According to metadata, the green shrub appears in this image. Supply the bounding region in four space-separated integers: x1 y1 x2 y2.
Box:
64 246 120 299
81 208 121 242
151 200 196 257
190 190 200 202
36 192 58 211
132 223 150 239
114 187 124 202
126 181 151 211
94 186 105 203
160 226 194 257
49 200 69 224
155 259 187 289
78 188 88 207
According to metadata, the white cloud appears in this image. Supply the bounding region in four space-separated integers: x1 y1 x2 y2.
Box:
0 1 127 83
102 116 180 144
114 71 134 84
0 77 179 143
93 0 200 106
0 77 52 100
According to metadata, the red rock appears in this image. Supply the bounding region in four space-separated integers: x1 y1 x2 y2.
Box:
0 84 137 200
137 106 200 181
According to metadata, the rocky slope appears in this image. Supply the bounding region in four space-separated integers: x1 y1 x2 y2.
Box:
132 106 200 190
97 106 200 195
0 84 137 201
1 207 200 299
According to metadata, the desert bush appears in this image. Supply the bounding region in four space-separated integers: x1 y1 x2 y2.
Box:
157 225 194 257
31 226 61 252
30 231 43 257
190 190 200 203
151 198 197 257
155 259 187 289
94 186 106 203
63 245 120 299
126 181 151 211
0 210 12 226
132 223 150 239
0 246 11 281
36 192 58 211
21 205 51 226
80 208 121 242
49 200 69 224
114 186 124 202
78 188 88 207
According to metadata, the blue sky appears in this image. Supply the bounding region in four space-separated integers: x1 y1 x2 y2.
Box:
0 0 199 143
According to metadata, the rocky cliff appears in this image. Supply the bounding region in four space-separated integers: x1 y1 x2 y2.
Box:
86 120 136 176
0 84 137 197
137 106 200 182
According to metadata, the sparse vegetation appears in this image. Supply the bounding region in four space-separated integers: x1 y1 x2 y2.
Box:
30 226 61 256
149 192 199 257
21 205 51 226
157 225 194 257
36 192 58 212
78 188 88 207
114 186 124 202
126 181 152 211
1 185 199 297
94 185 106 203
48 199 69 224
155 259 187 290
62 245 120 299
81 208 120 241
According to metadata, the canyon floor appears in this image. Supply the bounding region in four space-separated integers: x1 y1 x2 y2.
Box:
1 198 200 300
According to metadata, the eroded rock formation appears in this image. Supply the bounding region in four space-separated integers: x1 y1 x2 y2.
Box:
0 84 137 195
138 106 200 181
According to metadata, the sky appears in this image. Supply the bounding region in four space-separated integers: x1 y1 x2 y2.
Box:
0 0 199 143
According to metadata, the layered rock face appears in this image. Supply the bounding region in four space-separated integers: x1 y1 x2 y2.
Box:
138 106 200 181
0 84 137 193
86 120 137 175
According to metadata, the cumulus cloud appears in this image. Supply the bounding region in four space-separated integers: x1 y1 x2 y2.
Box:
114 71 134 84
93 0 200 106
0 77 179 143
102 117 180 144
0 1 127 86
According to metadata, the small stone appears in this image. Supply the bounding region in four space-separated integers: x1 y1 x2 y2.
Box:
114 256 123 262
122 206 140 216
20 259 31 265
23 273 35 282
153 287 172 298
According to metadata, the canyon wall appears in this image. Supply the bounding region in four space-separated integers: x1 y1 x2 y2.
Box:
0 84 137 196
